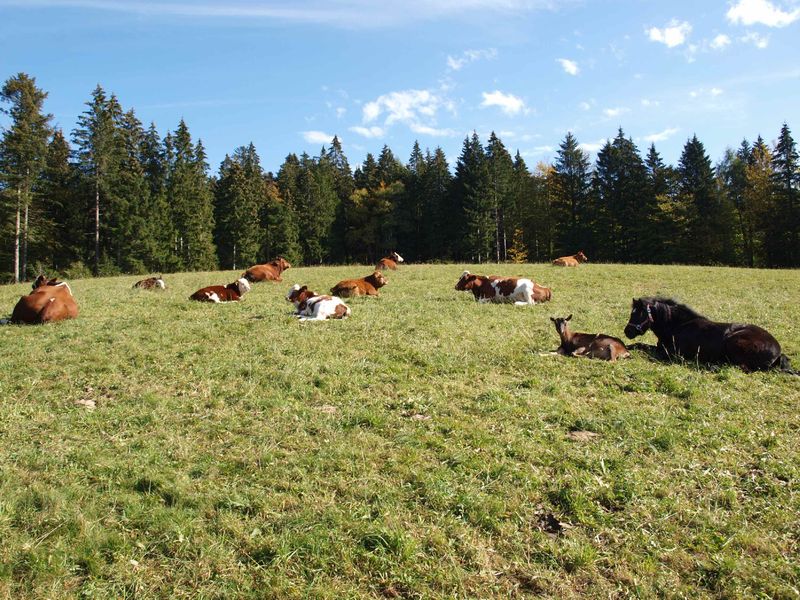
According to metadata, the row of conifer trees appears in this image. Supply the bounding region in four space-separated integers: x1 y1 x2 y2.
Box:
1 72 799 282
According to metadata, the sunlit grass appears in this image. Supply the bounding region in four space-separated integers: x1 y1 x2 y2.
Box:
0 263 798 598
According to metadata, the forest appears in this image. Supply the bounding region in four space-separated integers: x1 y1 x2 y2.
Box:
1 72 798 282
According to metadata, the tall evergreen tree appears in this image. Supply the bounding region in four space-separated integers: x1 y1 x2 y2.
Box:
485 132 515 261
645 144 681 263
325 136 353 262
0 73 52 281
420 147 452 259
770 123 800 266
453 133 493 262
552 132 592 255
296 152 338 264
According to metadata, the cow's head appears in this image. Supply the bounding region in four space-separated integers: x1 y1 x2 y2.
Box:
273 257 291 271
286 284 315 305
235 277 252 296
391 251 404 263
455 271 480 291
576 251 588 263
32 275 62 290
156 277 166 290
368 271 388 288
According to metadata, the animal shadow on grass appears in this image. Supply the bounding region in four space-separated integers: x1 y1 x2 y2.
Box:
628 342 726 372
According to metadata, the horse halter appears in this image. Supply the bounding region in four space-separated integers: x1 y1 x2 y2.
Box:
627 303 654 333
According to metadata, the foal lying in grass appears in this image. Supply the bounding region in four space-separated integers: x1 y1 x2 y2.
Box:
550 315 630 361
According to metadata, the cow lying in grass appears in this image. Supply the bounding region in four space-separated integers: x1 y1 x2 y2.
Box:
243 257 291 283
7 275 79 324
330 271 388 298
376 251 404 271
551 314 630 361
133 276 166 290
190 278 251 303
286 285 351 321
455 271 544 305
552 251 588 267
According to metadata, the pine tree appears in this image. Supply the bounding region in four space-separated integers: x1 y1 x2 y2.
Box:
645 144 680 263
420 147 452 259
453 133 493 262
552 132 592 256
485 132 515 261
770 123 800 266
273 153 303 265
296 152 338 264
325 136 353 262
140 123 175 271
394 141 426 261
743 138 773 266
0 73 52 281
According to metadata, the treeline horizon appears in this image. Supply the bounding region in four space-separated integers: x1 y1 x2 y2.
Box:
1 72 799 283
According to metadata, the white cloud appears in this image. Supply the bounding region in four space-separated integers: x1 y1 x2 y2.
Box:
557 58 579 75
710 87 724 96
409 123 457 136
740 31 771 47
710 33 732 49
579 101 591 111
446 48 497 71
336 107 346 118
579 139 606 153
481 90 527 115
727 0 800 27
302 130 335 144
603 107 629 118
647 20 692 48
641 98 660 108
690 87 725 99
349 125 385 138
644 127 680 143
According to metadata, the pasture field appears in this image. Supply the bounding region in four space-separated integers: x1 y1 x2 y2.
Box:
0 263 798 599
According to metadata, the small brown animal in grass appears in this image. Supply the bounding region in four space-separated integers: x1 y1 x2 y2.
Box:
550 314 630 361
552 251 588 267
330 271 388 298
133 276 166 290
242 257 291 282
9 275 79 324
376 251 404 271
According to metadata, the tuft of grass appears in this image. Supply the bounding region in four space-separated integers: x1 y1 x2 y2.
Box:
0 262 798 598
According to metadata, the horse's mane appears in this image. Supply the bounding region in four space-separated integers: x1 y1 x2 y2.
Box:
642 297 706 322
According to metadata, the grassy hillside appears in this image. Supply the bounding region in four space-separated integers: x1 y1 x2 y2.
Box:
0 263 798 598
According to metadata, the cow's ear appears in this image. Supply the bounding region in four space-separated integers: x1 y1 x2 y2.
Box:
300 285 307 292
566 314 572 321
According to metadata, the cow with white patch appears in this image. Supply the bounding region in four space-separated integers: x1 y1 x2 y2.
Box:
189 277 251 303
376 251 404 271
286 284 351 321
455 271 538 305
133 276 166 290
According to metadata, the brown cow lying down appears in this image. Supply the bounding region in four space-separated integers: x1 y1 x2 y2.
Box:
189 277 251 303
133 276 166 290
330 271 388 298
286 284 351 321
550 314 630 361
7 275 79 324
552 251 588 267
456 271 543 305
488 275 552 303
376 251 404 271
243 257 291 282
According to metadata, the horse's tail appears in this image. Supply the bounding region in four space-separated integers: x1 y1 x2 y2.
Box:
777 354 799 376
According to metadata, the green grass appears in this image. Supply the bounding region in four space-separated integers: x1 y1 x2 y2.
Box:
0 263 798 599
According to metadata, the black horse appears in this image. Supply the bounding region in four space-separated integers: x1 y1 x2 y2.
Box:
624 297 796 374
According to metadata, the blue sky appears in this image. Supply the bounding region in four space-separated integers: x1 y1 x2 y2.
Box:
1 0 799 173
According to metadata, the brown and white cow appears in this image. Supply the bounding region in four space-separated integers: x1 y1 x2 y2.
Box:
486 275 552 303
7 275 79 324
189 277 251 303
455 271 540 305
330 271 388 298
552 251 588 267
133 276 166 290
376 251 404 271
286 284 351 321
242 257 291 283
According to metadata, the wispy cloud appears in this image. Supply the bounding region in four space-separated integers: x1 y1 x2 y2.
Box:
710 33 731 49
481 90 528 115
557 58 579 76
603 106 629 118
302 130 336 144
644 127 680 143
7 0 569 28
446 48 497 71
579 139 606 153
349 125 385 138
740 31 770 48
647 19 692 48
727 0 800 27
689 87 724 98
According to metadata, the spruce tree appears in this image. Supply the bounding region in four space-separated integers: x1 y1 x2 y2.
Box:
770 123 800 266
453 133 493 262
296 153 337 264
0 73 52 281
485 132 515 261
552 132 592 256
421 147 452 259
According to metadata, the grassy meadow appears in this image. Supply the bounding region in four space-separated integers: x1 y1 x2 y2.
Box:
0 263 798 599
